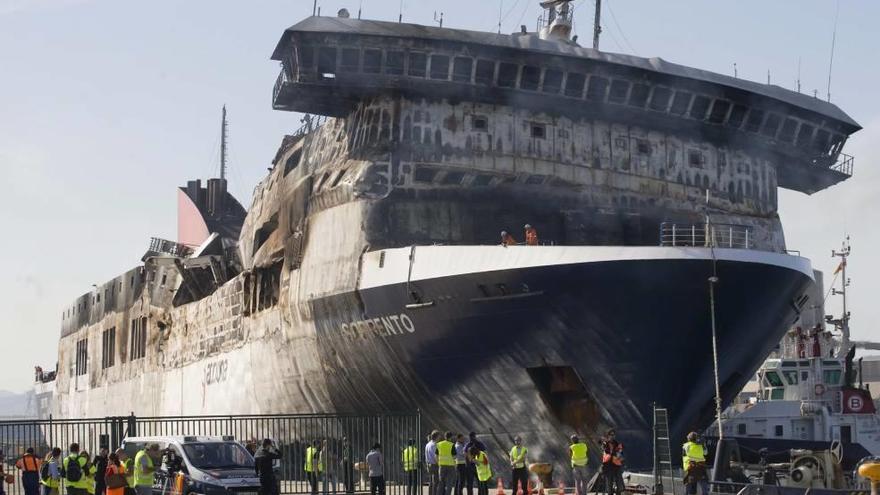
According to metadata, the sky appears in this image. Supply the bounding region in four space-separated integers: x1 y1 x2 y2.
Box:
0 0 878 393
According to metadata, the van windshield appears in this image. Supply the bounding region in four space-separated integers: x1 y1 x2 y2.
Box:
182 442 254 470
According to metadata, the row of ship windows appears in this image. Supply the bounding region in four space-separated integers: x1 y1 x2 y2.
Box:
73 319 148 376
62 270 168 321
290 45 845 156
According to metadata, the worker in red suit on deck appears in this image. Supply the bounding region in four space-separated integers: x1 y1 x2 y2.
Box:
524 224 538 246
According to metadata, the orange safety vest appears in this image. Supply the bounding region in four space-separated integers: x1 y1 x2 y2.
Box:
601 441 623 466
525 228 538 246
16 455 41 472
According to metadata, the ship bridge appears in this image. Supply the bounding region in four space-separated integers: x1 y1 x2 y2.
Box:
271 14 860 195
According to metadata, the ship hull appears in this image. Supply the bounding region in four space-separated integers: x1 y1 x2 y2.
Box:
309 246 814 469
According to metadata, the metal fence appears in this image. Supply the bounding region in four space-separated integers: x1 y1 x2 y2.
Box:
659 222 754 249
0 412 421 495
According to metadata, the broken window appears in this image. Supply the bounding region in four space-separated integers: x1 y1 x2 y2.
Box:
525 175 546 185
362 49 381 74
563 72 586 98
298 46 315 69
628 83 650 108
75 338 88 376
812 129 831 152
520 65 540 91
670 91 693 115
386 51 404 75
689 95 711 120
284 149 302 177
608 79 630 104
688 150 704 168
453 57 473 82
408 52 427 77
251 261 283 313
744 108 765 133
475 59 495 85
330 169 347 188
542 69 563 94
727 105 748 129
649 86 672 111
708 100 731 124
414 167 438 183
102 327 116 369
442 171 465 185
430 55 450 80
340 48 360 73
497 62 519 88
472 116 488 131
473 174 493 186
761 113 782 138
637 139 651 155
777 118 798 143
586 76 608 101
253 213 279 257
796 123 814 148
531 124 546 139
317 47 337 79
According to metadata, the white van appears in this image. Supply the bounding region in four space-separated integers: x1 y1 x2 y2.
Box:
121 436 262 495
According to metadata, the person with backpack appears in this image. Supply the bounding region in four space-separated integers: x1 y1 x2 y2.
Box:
16 447 43 495
62 443 89 495
40 448 62 495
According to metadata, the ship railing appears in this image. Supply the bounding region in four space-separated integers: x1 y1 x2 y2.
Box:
293 114 327 138
147 237 193 258
273 68 289 106
830 152 854 177
659 222 754 249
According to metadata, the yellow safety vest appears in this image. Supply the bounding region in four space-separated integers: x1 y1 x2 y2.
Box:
475 452 492 482
570 443 588 467
681 442 705 470
403 446 418 471
62 455 89 489
304 447 324 473
84 464 97 495
436 441 455 467
124 459 135 487
133 450 154 487
40 459 60 488
509 446 527 469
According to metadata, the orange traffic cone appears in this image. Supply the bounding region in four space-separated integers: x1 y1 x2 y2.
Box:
496 478 506 495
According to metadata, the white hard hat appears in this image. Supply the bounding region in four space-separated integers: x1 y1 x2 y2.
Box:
501 231 508 236
524 224 531 229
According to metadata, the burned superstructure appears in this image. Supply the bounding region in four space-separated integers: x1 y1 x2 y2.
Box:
43 1 860 470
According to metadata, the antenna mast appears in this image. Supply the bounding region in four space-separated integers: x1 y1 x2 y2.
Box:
826 0 840 102
831 237 851 355
592 0 602 50
220 105 228 181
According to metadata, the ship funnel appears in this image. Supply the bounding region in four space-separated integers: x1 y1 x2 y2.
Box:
539 0 574 42
206 178 227 215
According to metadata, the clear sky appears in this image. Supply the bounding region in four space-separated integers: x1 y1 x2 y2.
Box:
0 0 878 393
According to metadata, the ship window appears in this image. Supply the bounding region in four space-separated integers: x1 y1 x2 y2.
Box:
608 79 630 104
783 370 798 385
628 83 650 108
761 113 782 138
497 63 519 88
340 48 360 73
363 49 382 74
453 57 473 82
284 149 302 176
298 46 315 69
796 124 814 148
330 169 347 188
102 327 116 369
745 109 765 133
637 139 651 155
564 72 586 98
649 87 672 111
472 116 488 131
727 105 748 129
525 175 546 185
689 95 711 120
765 371 784 387
317 47 337 78
430 55 450 80
688 150 704 168
812 129 830 152
586 76 608 101
670 91 693 115
386 51 404 75
774 425 784 437
770 389 784 400
475 59 495 85
778 118 798 143
708 100 731 124
408 52 427 77
801 371 809 380
531 124 546 139
542 69 563 94
75 338 88 376
473 174 493 186
823 370 842 385
521 65 540 91
442 171 465 185
414 167 438 183
737 424 746 435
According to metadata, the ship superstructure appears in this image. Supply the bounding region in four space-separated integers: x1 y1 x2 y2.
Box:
41 1 861 470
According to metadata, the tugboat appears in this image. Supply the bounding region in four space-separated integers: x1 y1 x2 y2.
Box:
717 239 880 470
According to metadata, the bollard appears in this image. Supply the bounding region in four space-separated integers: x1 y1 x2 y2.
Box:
858 461 880 495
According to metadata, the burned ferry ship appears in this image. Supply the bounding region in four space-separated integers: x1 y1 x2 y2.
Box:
39 1 861 469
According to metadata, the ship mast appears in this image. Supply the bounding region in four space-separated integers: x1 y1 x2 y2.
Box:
592 0 601 50
829 237 851 355
220 105 228 181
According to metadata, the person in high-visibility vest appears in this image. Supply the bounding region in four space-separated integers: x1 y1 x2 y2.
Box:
509 436 528 494
468 446 492 495
16 447 42 495
569 435 589 495
435 432 457 495
40 448 63 495
402 439 419 495
682 432 708 495
304 440 323 495
80 452 96 495
133 444 160 495
62 443 90 495
600 430 624 495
